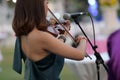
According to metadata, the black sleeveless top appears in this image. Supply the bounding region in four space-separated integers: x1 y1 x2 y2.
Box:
13 38 64 80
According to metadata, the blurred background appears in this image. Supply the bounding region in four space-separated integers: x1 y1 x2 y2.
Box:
0 0 120 80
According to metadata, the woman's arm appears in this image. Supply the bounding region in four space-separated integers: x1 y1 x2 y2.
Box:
40 32 87 60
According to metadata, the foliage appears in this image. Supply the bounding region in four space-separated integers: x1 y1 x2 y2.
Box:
117 8 120 18
99 0 118 7
6 0 15 8
64 0 89 13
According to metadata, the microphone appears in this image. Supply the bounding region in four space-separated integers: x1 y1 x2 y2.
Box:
63 12 88 20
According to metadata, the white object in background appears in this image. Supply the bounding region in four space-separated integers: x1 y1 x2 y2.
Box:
0 50 3 72
0 51 3 62
0 50 3 62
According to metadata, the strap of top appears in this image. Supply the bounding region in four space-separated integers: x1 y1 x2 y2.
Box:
13 37 26 74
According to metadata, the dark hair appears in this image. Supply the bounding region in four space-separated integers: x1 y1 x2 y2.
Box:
12 0 47 37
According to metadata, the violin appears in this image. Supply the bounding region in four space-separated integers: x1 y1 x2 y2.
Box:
47 17 70 38
48 8 75 42
48 8 92 59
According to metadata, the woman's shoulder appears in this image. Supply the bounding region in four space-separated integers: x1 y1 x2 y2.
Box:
28 28 55 42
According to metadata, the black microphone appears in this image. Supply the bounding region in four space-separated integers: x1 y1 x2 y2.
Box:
63 12 88 20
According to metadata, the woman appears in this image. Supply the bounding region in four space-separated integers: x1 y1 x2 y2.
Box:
12 0 87 80
107 29 120 80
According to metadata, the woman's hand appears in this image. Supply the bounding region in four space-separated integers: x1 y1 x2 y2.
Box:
75 35 87 44
63 20 71 31
62 20 71 36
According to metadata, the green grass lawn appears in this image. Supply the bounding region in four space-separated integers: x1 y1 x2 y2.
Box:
0 46 79 80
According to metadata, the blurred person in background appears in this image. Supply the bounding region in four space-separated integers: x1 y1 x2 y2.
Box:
12 0 87 80
107 29 120 80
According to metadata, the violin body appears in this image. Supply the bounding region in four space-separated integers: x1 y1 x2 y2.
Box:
46 18 66 37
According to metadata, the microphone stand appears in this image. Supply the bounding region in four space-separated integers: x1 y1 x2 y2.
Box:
72 17 109 80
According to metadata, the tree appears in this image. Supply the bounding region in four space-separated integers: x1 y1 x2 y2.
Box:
64 0 89 13
6 0 15 8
